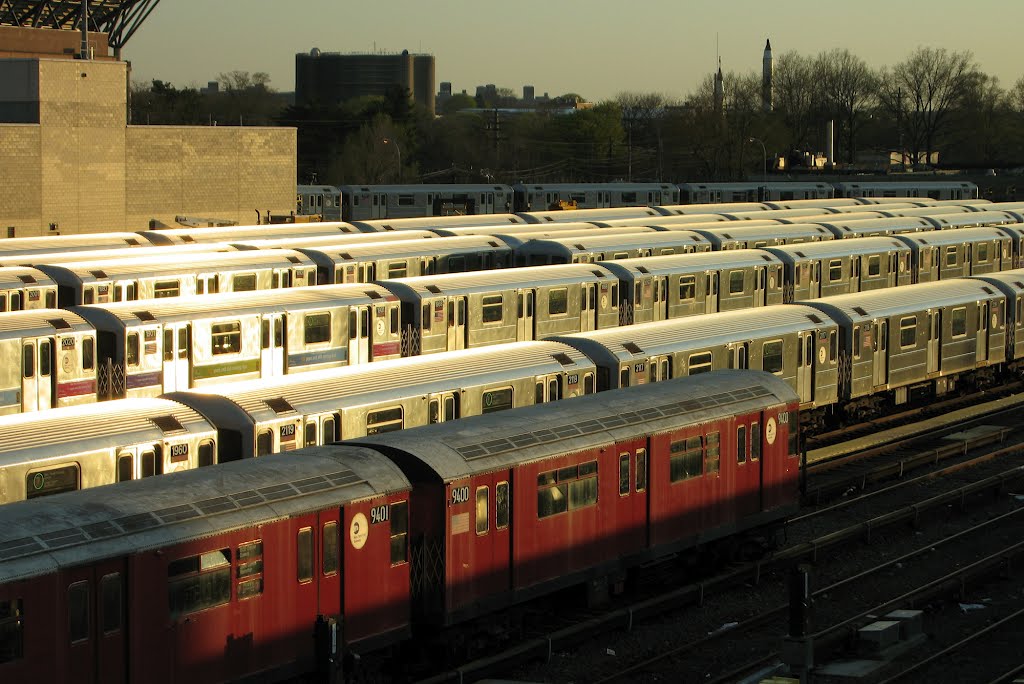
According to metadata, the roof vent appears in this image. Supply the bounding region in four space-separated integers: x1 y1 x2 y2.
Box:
264 397 296 414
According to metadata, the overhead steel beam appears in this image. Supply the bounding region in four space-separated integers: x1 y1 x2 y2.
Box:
0 0 161 49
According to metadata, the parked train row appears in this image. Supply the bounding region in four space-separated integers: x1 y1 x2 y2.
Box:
3 269 1023 505
297 180 981 220
0 370 801 684
2 209 1023 416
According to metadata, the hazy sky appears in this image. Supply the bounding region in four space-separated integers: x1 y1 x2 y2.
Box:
125 0 1024 102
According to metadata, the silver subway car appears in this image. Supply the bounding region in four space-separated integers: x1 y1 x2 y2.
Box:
513 231 712 266
0 309 96 414
766 237 913 301
167 341 597 459
893 227 1013 282
0 268 57 311
0 398 218 504
690 223 835 250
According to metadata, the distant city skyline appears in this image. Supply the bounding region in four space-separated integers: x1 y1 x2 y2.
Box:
125 0 1024 102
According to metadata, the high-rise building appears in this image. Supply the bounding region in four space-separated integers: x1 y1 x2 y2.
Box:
295 48 436 113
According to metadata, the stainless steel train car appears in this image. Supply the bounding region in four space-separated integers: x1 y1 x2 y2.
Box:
512 182 679 211
762 197 863 210
834 181 979 200
512 231 712 266
596 250 786 323
765 237 913 301
0 398 219 502
678 181 835 204
519 206 667 224
893 227 1013 281
166 341 598 459
350 213 527 232
720 207 859 222
689 223 834 249
140 221 364 244
0 232 173 259
338 184 516 221
73 284 405 398
810 216 937 239
655 202 768 215
0 268 57 311
804 280 1006 415
923 210 1023 230
380 265 621 354
37 249 319 305
972 268 1024 366
550 304 840 415
430 221 620 237
296 235 513 284
775 211 889 224
231 230 441 252
0 309 96 414
0 243 239 269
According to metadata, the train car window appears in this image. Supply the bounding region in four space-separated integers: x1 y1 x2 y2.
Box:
154 280 180 298
398 195 415 206
38 340 52 377
737 425 747 464
900 317 917 348
349 311 357 340
0 598 23 663
448 255 466 272
669 437 703 482
422 303 431 332
951 307 967 337
22 343 33 378
116 454 132 482
619 368 629 388
535 382 544 404
751 423 761 460
618 454 630 495
211 322 241 355
305 420 317 447
475 486 489 534
867 256 881 277
198 441 215 467
366 406 404 434
977 242 988 262
945 246 958 267
829 331 837 362
236 540 264 600
548 288 568 315
549 378 559 401
164 329 174 361
323 415 339 442
389 307 398 337
729 271 744 294
141 449 160 478
828 260 843 282
233 274 257 292
853 327 862 359
261 319 270 349
496 482 510 529
481 387 513 414
100 574 122 635
83 287 96 305
256 429 273 456
297 528 313 583
706 432 720 474
45 291 56 308
323 523 339 576
649 361 657 383
27 464 80 499
634 282 642 303
569 473 597 509
635 449 647 492
68 581 90 643
444 395 458 421
390 501 409 565
387 262 408 279
429 399 440 424
168 550 231 618
763 340 784 374
584 372 595 395
304 313 331 344
688 351 712 375
0 295 5 312
482 295 503 323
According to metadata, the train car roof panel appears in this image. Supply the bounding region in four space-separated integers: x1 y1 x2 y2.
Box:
806 280 1005 321
0 308 93 337
379 263 613 295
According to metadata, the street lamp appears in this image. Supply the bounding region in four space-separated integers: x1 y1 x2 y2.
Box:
383 137 401 181
748 137 767 184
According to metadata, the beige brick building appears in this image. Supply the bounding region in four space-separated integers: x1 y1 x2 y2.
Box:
0 58 295 237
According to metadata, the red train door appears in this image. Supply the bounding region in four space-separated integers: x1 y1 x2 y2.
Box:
62 558 128 684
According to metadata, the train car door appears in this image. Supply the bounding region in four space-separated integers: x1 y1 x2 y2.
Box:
348 306 370 364
428 392 460 424
261 314 285 376
928 311 940 374
753 267 766 306
359 263 376 282
808 261 821 299
21 336 54 411
373 193 387 218
873 320 889 387
850 256 861 291
654 276 668 321
977 301 990 363
112 281 137 303
705 272 719 313
517 291 534 341
318 510 343 620
729 342 749 370
580 283 597 331
446 296 467 350
62 559 127 684
796 332 814 403
162 323 191 392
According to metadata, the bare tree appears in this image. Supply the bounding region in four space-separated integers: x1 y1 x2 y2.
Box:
814 49 877 164
773 51 818 153
877 47 979 166
614 92 669 180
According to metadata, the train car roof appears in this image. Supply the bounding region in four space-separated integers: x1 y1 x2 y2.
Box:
0 266 55 288
349 370 797 481
893 226 1011 247
765 236 908 260
379 263 614 295
876 206 976 219
71 283 398 325
514 182 675 191
431 221 603 236
519 207 665 224
777 212 887 224
0 398 216 464
969 269 1024 298
0 308 92 338
551 305 831 364
2 242 238 268
492 228 658 249
0 445 409 582
515 231 709 253
141 222 362 243
925 211 1021 228
806 279 1005 322
596 249 783 278
810 216 934 234
296 235 512 261
230 229 440 250
0 233 160 256
341 183 515 193
590 215 737 227
351 214 527 232
762 198 860 209
34 249 317 280
691 223 834 240
827 203 921 212
835 181 977 190
167 341 594 425
855 197 938 205
657 203 769 215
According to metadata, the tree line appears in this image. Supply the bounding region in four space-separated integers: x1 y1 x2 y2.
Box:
128 47 1024 185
